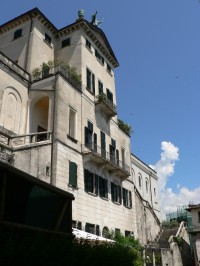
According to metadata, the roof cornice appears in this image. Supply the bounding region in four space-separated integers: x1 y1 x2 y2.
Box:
0 8 119 68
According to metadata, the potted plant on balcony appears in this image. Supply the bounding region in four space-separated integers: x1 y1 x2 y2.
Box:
95 93 107 103
118 119 133 137
32 67 42 80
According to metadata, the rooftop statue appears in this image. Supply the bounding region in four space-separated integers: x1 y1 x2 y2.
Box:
91 11 103 27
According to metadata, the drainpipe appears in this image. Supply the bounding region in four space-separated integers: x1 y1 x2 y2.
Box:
50 74 58 185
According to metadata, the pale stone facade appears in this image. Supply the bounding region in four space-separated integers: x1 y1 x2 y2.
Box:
0 8 160 244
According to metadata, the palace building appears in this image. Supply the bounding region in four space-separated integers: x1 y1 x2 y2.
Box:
0 8 160 244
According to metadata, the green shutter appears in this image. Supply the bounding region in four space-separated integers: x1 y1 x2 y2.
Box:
92 73 95 94
93 133 97 152
118 186 122 204
111 182 114 201
95 174 99 195
69 161 77 187
99 176 103 197
129 191 132 208
84 169 89 192
105 179 108 199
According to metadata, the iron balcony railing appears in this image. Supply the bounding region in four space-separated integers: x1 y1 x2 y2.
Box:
82 142 130 175
31 65 82 92
95 93 117 115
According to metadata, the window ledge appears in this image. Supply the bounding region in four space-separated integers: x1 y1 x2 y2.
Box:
96 58 104 66
100 196 109 201
43 39 52 48
112 201 121 205
106 69 113 77
87 191 98 197
124 205 132 209
67 134 78 143
85 45 93 53
13 36 23 41
86 87 94 95
68 184 78 189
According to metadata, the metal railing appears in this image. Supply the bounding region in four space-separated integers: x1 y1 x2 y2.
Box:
95 93 117 114
31 65 82 92
0 131 52 148
82 142 130 174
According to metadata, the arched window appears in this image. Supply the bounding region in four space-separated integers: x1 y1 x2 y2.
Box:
14 29 22 40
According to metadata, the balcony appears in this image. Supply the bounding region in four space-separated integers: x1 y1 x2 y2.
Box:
82 142 130 178
95 94 117 117
31 64 82 92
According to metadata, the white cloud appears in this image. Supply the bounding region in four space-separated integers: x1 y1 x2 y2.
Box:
150 141 200 220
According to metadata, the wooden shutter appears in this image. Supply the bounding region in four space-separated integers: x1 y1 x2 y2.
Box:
93 133 97 152
92 73 95 94
129 191 132 208
98 81 103 94
87 69 91 89
69 161 77 187
95 174 99 195
105 179 108 199
111 182 114 201
123 188 126 206
99 176 103 197
118 186 122 204
84 169 89 192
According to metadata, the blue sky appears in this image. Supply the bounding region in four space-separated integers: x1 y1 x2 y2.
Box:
1 0 200 217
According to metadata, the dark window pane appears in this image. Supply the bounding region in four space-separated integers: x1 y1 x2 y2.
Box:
14 29 22 40
62 38 70 48
45 33 51 45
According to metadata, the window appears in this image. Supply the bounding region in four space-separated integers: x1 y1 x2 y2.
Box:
198 211 200 223
44 33 51 45
69 107 76 139
84 169 98 195
86 68 95 94
145 179 148 194
99 176 108 199
110 138 116 164
115 228 120 235
98 80 103 95
154 188 156 197
46 166 50 176
106 88 113 103
138 174 142 189
62 38 70 48
111 182 121 204
85 121 97 152
96 225 100 236
86 39 91 49
69 161 77 187
95 49 104 65
14 29 22 40
85 223 95 234
107 63 111 73
125 230 131 237
72 220 82 230
123 188 132 208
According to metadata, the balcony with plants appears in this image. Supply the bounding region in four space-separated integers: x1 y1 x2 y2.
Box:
95 93 117 117
31 60 82 92
82 142 130 178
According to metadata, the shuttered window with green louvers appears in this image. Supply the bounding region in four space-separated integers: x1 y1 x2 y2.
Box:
69 161 77 187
